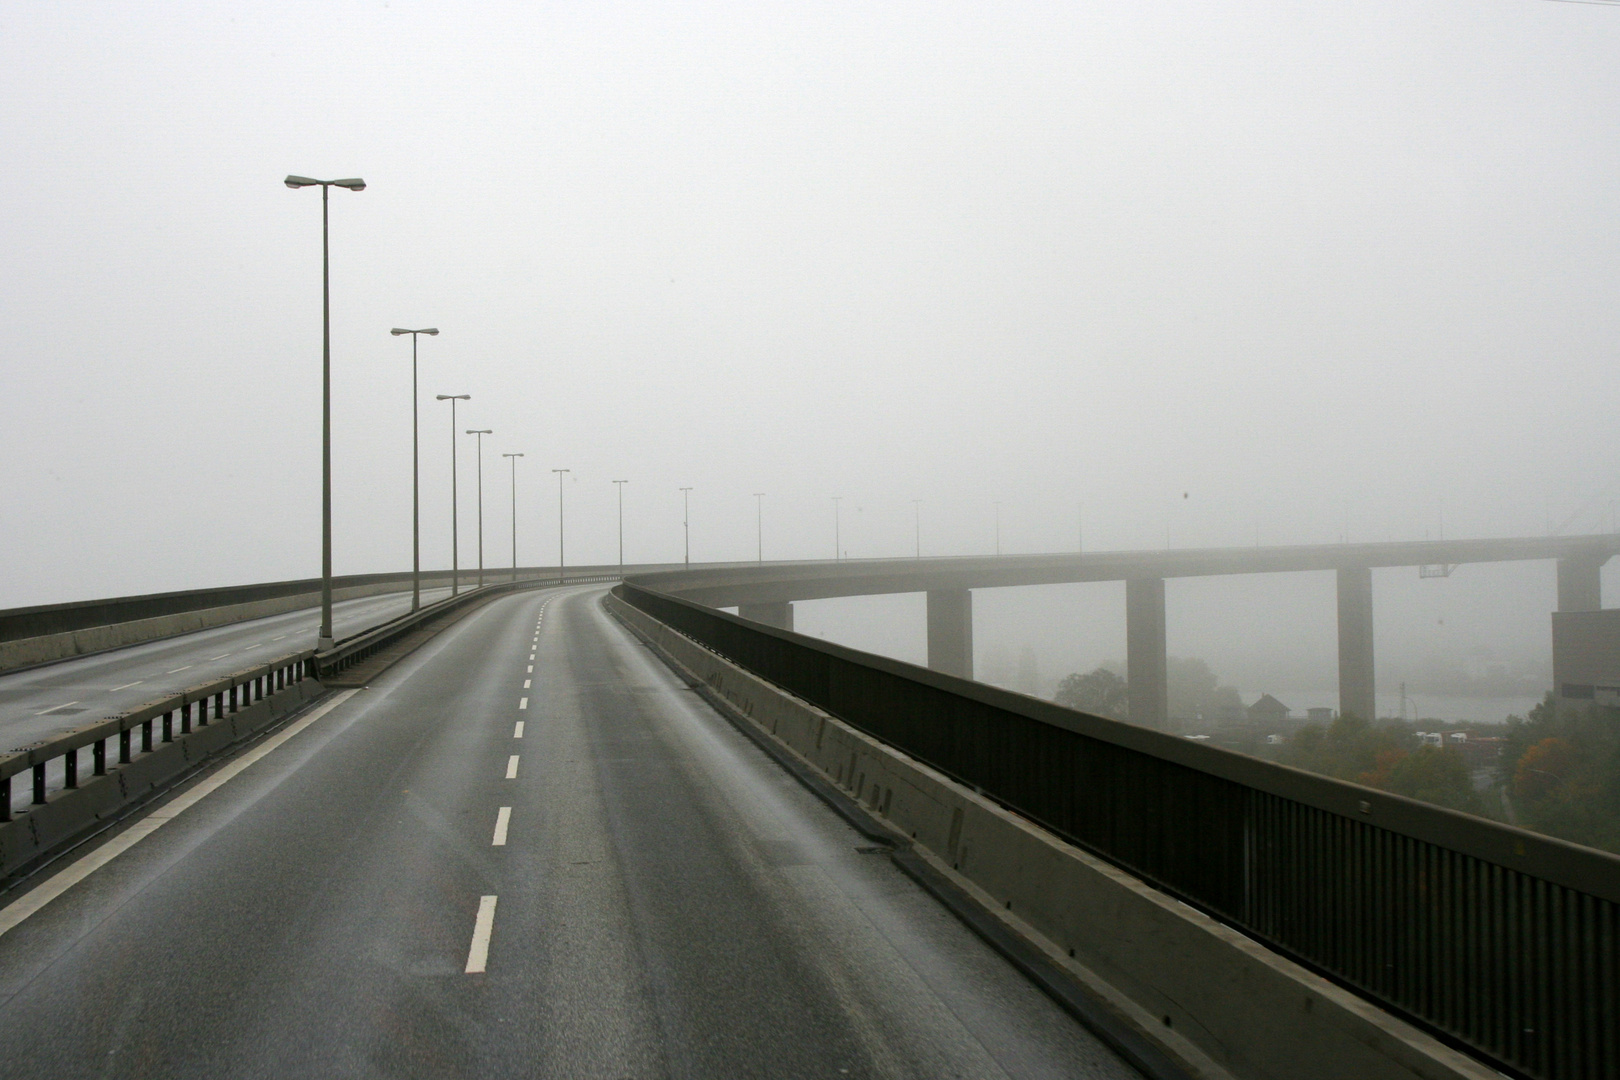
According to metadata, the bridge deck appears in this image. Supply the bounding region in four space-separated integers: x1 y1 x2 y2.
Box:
0 587 1138 1078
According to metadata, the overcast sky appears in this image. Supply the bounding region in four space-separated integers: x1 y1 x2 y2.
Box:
2 1 1617 622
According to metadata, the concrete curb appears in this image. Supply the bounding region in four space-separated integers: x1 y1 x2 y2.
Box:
605 592 1502 1080
0 679 325 885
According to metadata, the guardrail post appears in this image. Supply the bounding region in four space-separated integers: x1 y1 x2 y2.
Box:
179 703 190 735
93 738 106 776
142 718 154 753
119 728 132 764
0 777 9 821
212 691 223 722
64 749 77 789
32 763 45 804
228 685 237 713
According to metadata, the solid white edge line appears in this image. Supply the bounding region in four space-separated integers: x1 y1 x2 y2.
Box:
0 689 361 941
513 721 524 738
505 755 519 779
492 806 511 846
465 895 498 973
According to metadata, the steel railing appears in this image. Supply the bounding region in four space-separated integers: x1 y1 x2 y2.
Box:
617 581 1620 1080
1 651 316 822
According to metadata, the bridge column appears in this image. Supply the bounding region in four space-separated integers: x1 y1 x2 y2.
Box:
738 601 794 631
926 590 973 679
1557 556 1604 612
1337 566 1375 721
1126 578 1167 729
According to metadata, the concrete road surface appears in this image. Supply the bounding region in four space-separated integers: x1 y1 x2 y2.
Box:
0 585 1140 1079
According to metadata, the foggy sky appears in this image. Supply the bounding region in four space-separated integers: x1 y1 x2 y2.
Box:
2 2 1617 697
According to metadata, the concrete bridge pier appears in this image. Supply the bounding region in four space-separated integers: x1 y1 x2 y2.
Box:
1126 578 1168 729
1557 556 1604 612
1337 567 1375 721
926 589 973 679
738 601 794 631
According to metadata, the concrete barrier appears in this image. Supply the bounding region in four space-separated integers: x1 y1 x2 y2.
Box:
0 679 324 881
606 592 1498 1080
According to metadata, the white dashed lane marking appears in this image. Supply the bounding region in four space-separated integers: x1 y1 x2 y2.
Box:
492 807 511 846
465 896 498 974
519 697 528 710
505 755 520 779
513 721 524 738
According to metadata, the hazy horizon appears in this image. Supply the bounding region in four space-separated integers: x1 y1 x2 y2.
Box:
3 2 1617 718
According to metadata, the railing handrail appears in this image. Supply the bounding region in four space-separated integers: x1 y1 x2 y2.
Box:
0 649 316 783
617 579 1620 1080
625 582 1620 902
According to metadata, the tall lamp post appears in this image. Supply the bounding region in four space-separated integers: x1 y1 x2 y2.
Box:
502 453 524 582
467 429 493 587
832 497 842 561
679 487 693 566
435 394 470 594
612 480 628 572
390 327 438 612
285 174 365 650
552 469 570 583
753 493 765 562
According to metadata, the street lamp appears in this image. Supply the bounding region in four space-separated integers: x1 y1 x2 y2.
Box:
612 480 629 572
552 469 570 583
466 429 493 587
679 487 693 567
753 493 765 563
502 453 524 582
390 327 438 612
435 394 470 594
832 497 842 561
285 174 365 649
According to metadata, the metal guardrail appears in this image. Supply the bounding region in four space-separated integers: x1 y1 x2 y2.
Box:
618 581 1620 1080
0 651 316 821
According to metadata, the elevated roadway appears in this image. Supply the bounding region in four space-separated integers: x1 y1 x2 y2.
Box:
0 587 452 752
0 586 1137 1078
634 534 1620 726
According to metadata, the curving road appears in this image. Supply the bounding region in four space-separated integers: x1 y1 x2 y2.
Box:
0 585 1139 1078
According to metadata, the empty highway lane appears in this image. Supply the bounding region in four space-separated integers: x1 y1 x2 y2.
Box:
0 586 1137 1079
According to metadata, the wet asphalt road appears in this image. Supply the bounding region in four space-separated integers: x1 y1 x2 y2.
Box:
0 586 454 751
0 586 1140 1079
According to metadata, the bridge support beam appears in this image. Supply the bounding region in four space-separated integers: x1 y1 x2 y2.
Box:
1126 578 1167 729
738 601 794 631
1337 567 1375 721
926 590 973 679
1557 556 1604 613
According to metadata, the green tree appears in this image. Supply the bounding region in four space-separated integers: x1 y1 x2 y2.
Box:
1055 667 1128 720
1167 656 1243 722
1498 696 1620 853
1384 745 1483 815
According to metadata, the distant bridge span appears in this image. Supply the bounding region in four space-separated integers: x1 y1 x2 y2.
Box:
633 533 1620 727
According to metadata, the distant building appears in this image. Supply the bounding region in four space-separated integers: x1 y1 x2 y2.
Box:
1248 694 1290 724
1552 609 1620 704
1306 706 1334 725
